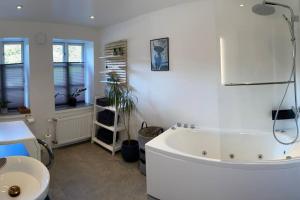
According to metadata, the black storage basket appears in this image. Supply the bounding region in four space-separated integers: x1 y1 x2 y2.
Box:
96 128 119 145
97 109 118 126
96 97 111 107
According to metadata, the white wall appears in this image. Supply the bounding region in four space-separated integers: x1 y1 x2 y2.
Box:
0 20 98 138
98 0 300 137
98 0 221 136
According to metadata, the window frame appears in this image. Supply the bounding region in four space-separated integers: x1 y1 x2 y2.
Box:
53 42 85 107
0 41 25 110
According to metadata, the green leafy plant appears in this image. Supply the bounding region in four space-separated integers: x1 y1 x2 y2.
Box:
106 72 137 142
0 100 10 108
120 88 137 142
107 72 124 109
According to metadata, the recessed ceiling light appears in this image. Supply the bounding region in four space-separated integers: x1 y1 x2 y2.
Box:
240 4 245 7
90 15 95 20
16 5 23 10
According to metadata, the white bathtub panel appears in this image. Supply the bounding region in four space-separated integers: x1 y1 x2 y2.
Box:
146 150 221 200
147 149 300 200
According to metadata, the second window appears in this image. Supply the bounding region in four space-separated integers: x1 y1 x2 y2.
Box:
53 42 85 106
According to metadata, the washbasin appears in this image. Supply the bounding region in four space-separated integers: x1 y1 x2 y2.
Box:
0 156 49 200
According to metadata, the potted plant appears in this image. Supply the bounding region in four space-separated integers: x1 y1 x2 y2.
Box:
0 100 10 114
119 88 139 162
68 88 87 107
107 72 139 162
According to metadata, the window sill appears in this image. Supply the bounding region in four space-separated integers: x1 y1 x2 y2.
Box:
55 104 93 114
0 112 27 120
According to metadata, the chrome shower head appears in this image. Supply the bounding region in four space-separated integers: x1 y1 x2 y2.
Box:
252 1 276 16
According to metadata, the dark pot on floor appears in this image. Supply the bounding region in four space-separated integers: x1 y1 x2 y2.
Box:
121 140 139 162
68 97 77 107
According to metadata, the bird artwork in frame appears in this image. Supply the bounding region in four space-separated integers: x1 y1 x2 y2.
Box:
150 37 169 71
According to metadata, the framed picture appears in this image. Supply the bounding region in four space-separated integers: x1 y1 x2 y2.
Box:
150 37 169 71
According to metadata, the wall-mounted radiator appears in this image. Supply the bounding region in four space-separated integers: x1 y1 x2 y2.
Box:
53 113 92 147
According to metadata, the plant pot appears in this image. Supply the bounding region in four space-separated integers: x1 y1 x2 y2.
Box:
121 140 139 162
68 97 77 107
0 107 8 114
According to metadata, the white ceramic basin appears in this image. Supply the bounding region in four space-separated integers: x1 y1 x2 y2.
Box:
0 156 49 200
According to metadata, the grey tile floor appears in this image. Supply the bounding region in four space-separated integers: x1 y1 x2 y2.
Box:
48 142 147 200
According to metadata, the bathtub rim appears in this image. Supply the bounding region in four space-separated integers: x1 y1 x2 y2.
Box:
146 127 300 170
146 144 300 170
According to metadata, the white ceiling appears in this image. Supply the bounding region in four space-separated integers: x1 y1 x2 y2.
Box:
0 0 198 28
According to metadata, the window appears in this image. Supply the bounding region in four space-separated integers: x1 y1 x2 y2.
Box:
53 42 85 106
0 42 25 110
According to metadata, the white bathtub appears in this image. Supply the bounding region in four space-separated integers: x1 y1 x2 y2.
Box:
146 126 300 200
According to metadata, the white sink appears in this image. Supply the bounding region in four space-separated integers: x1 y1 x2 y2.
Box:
0 156 50 200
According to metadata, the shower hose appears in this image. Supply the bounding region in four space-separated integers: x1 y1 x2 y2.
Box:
272 15 299 145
